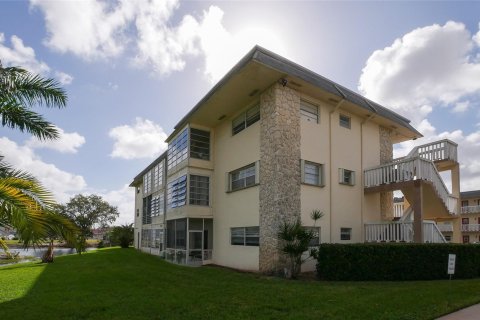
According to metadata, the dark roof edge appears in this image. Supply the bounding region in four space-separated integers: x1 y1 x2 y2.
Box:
169 45 422 140
460 190 480 199
129 150 168 187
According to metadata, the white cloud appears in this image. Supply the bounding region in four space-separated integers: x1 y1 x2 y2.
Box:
452 101 470 113
26 126 85 154
0 32 73 85
31 0 287 82
97 184 134 225
0 137 87 203
109 117 167 160
362 21 480 192
30 0 136 60
55 71 74 85
359 21 480 123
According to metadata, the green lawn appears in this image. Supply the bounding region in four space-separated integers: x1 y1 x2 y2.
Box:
1 248 479 319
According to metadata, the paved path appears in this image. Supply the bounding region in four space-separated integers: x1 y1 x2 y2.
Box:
436 303 480 320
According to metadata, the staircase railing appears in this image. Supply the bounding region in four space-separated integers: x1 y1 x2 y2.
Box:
364 157 458 215
365 221 446 243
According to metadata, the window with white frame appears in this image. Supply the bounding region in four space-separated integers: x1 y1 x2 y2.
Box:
301 160 324 186
189 175 209 206
153 161 164 189
339 168 355 186
167 175 187 209
300 100 319 123
229 163 257 191
232 104 260 135
167 128 188 170
340 228 352 240
143 170 152 194
190 128 210 160
339 114 351 129
230 227 259 246
304 227 321 247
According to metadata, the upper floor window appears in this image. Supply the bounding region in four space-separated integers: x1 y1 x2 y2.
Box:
301 160 324 186
461 200 468 207
232 104 260 135
142 195 152 224
167 128 188 170
190 128 210 160
153 161 164 189
167 175 187 209
151 194 164 217
339 114 351 129
189 175 210 206
339 168 355 186
229 162 257 192
300 100 318 123
143 171 152 194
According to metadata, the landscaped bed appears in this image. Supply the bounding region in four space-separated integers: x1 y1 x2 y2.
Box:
0 247 479 319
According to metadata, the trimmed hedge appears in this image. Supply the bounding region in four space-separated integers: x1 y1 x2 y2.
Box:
315 243 480 281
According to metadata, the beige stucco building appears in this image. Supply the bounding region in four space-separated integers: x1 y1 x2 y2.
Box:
130 47 461 273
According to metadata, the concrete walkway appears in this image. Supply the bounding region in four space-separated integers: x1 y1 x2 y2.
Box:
436 303 480 320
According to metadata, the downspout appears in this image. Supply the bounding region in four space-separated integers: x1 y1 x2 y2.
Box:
360 112 376 242
329 97 346 242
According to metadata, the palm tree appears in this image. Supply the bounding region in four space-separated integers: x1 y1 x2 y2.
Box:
0 62 77 260
0 61 66 140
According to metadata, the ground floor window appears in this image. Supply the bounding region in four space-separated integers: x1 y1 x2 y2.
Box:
230 227 259 246
141 228 164 249
340 228 352 241
304 227 320 246
463 235 470 244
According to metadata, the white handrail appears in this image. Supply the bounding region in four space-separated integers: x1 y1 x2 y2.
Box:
365 221 446 243
364 157 458 215
406 139 458 162
461 205 480 214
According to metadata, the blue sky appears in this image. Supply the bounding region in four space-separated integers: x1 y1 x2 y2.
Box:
1 0 480 224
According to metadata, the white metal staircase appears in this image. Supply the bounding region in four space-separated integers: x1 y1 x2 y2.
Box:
364 139 458 216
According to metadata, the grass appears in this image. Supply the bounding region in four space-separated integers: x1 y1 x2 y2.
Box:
1 248 480 319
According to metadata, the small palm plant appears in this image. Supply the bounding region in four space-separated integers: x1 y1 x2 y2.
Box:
278 210 323 279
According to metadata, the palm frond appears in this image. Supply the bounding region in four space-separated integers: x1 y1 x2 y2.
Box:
0 66 67 109
0 102 59 140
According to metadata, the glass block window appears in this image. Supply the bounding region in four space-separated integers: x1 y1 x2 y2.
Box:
189 175 209 206
230 227 259 246
190 128 210 160
300 100 318 123
230 163 256 191
167 128 188 170
167 175 187 209
232 104 260 135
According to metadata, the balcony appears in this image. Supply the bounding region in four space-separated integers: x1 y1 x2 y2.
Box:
437 224 454 232
461 224 480 232
461 206 480 214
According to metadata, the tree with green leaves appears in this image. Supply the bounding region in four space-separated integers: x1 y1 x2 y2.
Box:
58 194 119 253
278 210 323 279
0 62 77 259
110 224 134 248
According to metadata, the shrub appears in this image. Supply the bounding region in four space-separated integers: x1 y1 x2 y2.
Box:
314 243 480 281
110 224 134 248
97 240 105 248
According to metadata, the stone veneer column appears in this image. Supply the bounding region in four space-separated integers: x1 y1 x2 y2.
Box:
259 83 301 274
379 126 394 219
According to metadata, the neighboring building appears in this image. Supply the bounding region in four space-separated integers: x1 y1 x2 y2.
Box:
130 46 461 273
458 190 480 243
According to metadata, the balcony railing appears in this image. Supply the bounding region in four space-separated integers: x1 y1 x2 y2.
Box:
437 224 454 232
407 139 458 163
461 224 480 232
365 221 446 243
165 248 212 266
461 206 480 214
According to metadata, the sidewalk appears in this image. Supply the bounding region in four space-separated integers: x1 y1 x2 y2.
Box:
436 303 480 320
